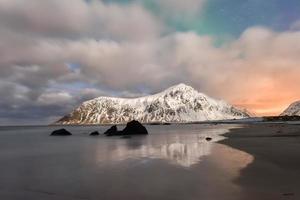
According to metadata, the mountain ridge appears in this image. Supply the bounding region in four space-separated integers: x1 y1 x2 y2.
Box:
56 83 251 124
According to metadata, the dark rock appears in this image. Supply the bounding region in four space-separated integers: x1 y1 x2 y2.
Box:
103 125 118 136
205 137 212 141
50 128 72 136
122 120 148 135
120 135 132 139
282 193 294 196
149 122 161 125
149 122 171 125
90 131 100 136
104 120 148 136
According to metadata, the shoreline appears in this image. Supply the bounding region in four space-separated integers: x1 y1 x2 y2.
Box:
2 119 300 128
218 124 300 199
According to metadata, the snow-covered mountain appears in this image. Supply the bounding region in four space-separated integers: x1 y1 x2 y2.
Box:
280 101 300 116
56 83 251 124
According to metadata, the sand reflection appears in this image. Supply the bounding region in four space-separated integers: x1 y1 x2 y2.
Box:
210 144 254 177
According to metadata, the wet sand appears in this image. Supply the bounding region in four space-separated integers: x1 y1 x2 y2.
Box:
220 124 300 200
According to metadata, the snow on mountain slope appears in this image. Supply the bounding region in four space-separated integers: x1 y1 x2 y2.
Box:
56 83 251 124
280 101 300 116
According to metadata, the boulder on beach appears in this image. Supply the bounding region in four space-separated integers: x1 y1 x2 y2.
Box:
103 125 118 136
122 120 148 135
104 120 148 136
50 128 72 136
90 131 100 136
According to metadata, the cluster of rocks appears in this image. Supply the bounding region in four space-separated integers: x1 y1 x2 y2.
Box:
50 120 148 136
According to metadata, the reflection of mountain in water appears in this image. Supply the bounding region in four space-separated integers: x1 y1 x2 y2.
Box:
92 128 240 167
156 142 211 167
105 141 211 167
98 128 229 167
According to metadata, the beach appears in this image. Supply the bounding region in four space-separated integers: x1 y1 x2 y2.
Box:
220 124 300 200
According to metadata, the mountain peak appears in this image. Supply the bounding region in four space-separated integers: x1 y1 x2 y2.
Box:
162 83 198 96
290 100 300 106
168 83 194 91
280 100 300 116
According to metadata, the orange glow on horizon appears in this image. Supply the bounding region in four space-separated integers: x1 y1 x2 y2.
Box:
222 69 300 117
233 96 300 117
234 103 289 116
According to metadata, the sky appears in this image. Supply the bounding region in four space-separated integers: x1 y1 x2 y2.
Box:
0 0 300 125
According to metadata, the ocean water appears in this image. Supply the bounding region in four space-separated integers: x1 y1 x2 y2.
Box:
0 124 253 200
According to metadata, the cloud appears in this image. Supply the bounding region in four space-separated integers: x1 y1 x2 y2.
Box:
0 80 30 108
157 0 205 14
0 0 300 124
0 0 162 41
37 92 73 106
290 20 300 30
160 27 300 116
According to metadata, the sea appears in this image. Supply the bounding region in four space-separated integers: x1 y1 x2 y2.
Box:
0 124 253 200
